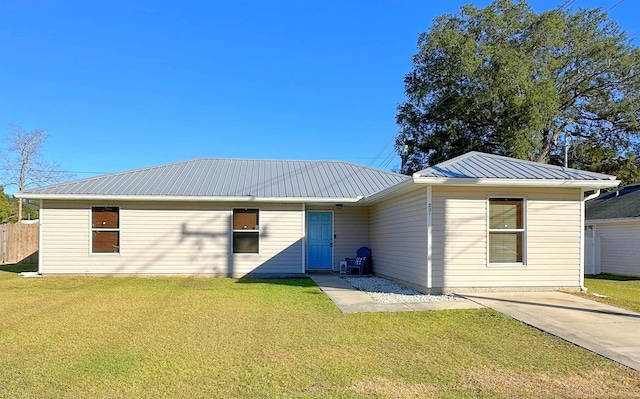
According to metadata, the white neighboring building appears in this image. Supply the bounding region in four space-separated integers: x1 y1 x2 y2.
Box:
586 184 640 277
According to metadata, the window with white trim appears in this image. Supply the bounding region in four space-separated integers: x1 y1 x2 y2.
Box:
233 209 259 253
91 206 120 253
488 198 524 264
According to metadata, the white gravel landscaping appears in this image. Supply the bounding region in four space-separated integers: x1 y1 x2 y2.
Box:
340 276 459 303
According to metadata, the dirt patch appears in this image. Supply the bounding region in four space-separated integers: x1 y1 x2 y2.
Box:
348 377 437 399
463 367 640 398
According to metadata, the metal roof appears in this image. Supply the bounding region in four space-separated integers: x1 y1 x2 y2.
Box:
586 185 640 220
414 152 617 181
20 158 410 200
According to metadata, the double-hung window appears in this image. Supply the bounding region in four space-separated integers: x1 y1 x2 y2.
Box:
488 198 524 264
233 209 259 253
91 206 120 253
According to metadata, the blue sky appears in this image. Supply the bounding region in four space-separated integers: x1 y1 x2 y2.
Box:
1 0 638 184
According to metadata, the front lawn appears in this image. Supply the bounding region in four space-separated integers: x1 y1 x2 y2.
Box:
1 272 639 398
582 274 640 313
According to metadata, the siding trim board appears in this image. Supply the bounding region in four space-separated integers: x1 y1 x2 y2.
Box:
38 200 44 274
426 185 432 289
301 203 306 273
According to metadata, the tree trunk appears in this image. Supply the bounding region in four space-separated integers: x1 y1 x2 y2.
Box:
536 130 563 164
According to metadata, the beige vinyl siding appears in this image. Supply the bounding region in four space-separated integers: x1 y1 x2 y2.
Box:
306 206 369 270
369 187 428 287
592 221 640 277
40 201 303 276
432 187 582 290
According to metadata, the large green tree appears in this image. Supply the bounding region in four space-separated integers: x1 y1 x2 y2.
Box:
397 0 640 179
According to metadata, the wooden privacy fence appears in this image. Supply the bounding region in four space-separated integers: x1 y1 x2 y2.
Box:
0 223 39 264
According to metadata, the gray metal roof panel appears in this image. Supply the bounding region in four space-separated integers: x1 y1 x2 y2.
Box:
23 158 410 199
414 151 616 181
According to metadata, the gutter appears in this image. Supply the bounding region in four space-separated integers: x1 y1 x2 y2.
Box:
411 177 621 189
14 194 365 203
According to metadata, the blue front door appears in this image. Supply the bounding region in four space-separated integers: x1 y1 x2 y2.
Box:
307 211 333 269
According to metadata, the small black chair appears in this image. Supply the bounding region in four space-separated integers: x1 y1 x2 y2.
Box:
345 247 372 275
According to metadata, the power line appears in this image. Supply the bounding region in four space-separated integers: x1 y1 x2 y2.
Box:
558 0 577 10
628 30 640 40
604 0 625 14
367 135 395 167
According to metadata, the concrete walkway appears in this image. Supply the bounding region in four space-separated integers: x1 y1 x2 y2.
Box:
461 291 640 372
309 274 483 314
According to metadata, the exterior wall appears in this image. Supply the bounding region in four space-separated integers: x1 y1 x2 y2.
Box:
369 187 428 288
306 205 370 270
590 221 640 277
40 200 304 276
432 186 582 291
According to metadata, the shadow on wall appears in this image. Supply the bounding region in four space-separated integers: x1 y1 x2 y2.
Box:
233 238 304 277
112 212 231 275
110 212 303 276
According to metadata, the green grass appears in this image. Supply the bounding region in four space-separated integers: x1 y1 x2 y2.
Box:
582 274 640 313
1 273 639 398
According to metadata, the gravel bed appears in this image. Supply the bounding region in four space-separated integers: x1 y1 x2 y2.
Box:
340 276 459 303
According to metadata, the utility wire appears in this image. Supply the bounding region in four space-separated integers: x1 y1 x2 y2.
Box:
628 30 640 40
604 0 625 14
368 135 395 167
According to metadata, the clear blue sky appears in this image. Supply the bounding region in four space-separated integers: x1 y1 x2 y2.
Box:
1 0 638 182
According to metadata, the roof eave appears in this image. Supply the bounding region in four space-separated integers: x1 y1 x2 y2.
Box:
586 217 640 224
362 179 416 203
412 177 621 189
14 193 365 203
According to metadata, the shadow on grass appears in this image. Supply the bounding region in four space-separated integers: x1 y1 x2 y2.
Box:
235 277 317 288
0 263 37 274
587 273 640 282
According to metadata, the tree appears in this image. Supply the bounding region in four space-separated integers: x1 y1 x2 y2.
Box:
1 125 69 221
0 187 15 223
396 0 640 178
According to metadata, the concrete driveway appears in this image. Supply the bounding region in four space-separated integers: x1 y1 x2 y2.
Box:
461 291 640 371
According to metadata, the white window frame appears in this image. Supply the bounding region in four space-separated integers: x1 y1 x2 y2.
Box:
487 197 526 267
90 206 121 255
232 208 260 254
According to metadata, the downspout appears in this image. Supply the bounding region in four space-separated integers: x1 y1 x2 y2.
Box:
580 189 600 291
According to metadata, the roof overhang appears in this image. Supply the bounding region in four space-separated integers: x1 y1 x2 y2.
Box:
363 176 621 203
14 193 365 203
412 177 621 189
362 179 417 203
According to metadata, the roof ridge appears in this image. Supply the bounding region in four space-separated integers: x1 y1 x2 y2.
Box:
415 151 616 180
21 158 204 193
327 160 409 179
20 158 410 197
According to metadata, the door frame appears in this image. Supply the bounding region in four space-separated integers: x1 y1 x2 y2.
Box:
306 210 334 270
